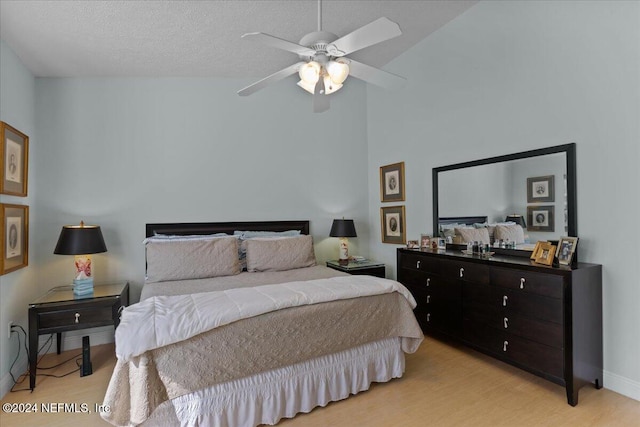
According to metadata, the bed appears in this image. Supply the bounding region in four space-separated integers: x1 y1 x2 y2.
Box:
101 221 423 427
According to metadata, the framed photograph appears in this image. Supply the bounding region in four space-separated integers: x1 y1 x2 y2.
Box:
380 205 406 244
420 234 431 249
380 162 405 202
534 241 556 266
527 175 554 203
556 236 578 266
530 241 543 260
527 205 555 232
1 122 29 196
1 203 29 275
406 240 419 249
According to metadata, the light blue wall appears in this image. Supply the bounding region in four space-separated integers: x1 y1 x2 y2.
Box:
0 41 37 394
367 0 639 400
33 78 371 303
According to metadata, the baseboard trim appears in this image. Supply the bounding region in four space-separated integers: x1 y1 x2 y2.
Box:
1 329 115 399
604 370 640 402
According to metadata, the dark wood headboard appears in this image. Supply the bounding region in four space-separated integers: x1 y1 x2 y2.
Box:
438 216 488 227
145 220 310 238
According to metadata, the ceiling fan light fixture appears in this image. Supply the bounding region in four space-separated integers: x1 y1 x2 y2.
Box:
298 61 321 84
326 60 349 85
323 74 343 95
297 79 316 94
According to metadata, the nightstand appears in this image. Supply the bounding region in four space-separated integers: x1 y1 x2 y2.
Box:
326 260 386 278
28 282 129 390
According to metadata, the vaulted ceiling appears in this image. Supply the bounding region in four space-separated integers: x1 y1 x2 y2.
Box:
0 0 477 78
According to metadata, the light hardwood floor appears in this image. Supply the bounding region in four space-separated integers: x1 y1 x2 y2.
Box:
1 337 638 426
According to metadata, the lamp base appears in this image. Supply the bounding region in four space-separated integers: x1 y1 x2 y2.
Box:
73 278 94 297
338 258 349 266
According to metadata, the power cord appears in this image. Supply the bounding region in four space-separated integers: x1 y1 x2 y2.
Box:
8 324 82 392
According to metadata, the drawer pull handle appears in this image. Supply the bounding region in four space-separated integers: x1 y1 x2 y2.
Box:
416 260 421 269
118 306 125 316
504 317 509 329
426 313 431 322
459 267 464 278
503 340 509 352
426 295 431 304
520 278 525 289
426 278 430 287
503 295 508 307
75 313 80 324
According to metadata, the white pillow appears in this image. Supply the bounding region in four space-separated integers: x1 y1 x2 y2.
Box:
454 227 491 244
146 236 240 282
494 224 525 244
245 235 316 272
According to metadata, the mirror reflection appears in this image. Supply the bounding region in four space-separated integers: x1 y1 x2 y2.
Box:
433 144 576 253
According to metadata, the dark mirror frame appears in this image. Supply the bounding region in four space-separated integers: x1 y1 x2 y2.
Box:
432 143 577 258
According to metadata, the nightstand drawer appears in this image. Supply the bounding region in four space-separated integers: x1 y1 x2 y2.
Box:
38 306 114 330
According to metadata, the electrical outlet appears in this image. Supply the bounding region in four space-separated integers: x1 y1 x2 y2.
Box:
8 321 13 340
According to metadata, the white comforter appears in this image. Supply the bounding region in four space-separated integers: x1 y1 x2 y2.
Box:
116 275 415 361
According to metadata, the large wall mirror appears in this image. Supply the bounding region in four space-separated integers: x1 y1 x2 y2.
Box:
432 143 577 255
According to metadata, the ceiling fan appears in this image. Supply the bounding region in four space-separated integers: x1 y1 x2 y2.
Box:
237 0 406 113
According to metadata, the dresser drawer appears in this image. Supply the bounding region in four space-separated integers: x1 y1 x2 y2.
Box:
439 259 489 285
492 267 563 299
494 288 563 324
398 268 438 289
38 306 114 330
462 282 493 322
463 320 563 379
398 252 440 273
486 312 563 348
425 304 462 337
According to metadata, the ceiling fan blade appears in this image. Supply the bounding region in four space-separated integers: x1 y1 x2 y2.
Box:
238 62 305 96
242 32 316 57
327 17 401 57
313 79 330 113
347 59 406 89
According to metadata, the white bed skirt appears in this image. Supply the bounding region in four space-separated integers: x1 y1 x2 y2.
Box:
141 337 406 427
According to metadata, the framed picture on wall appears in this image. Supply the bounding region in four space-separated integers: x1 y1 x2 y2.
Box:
380 205 406 244
1 203 29 275
527 205 555 232
1 122 29 197
527 175 554 203
380 162 405 202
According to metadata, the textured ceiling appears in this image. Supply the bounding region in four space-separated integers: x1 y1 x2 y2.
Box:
0 0 477 78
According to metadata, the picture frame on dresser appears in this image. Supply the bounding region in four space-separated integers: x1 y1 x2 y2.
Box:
1 121 29 196
380 205 406 244
530 241 543 260
379 162 405 202
1 203 29 275
556 236 578 266
534 241 556 266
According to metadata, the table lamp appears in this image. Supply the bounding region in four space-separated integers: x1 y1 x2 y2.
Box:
505 214 527 228
329 219 357 266
54 221 107 296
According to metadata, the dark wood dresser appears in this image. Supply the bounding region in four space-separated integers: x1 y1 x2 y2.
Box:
397 248 602 406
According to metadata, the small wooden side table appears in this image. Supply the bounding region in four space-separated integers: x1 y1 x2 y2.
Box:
326 260 386 278
28 282 129 390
